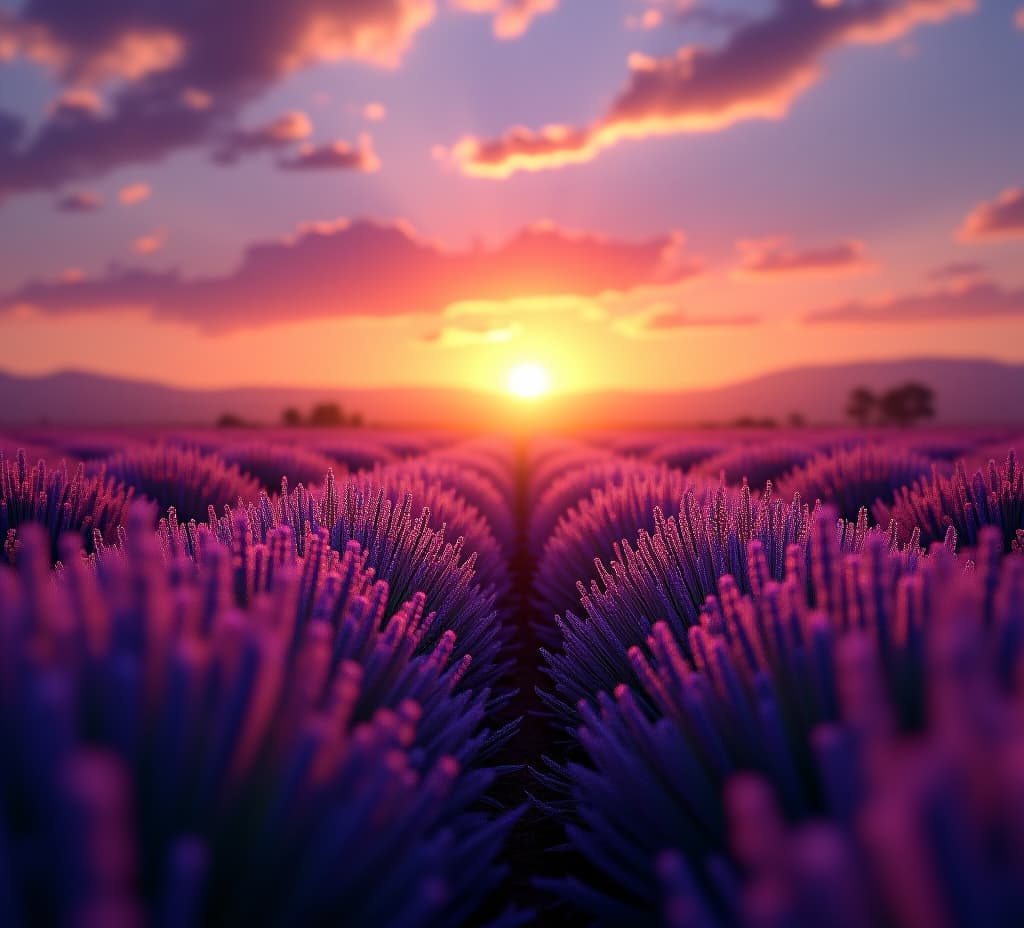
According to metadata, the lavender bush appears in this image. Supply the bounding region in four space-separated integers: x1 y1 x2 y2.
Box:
94 445 261 522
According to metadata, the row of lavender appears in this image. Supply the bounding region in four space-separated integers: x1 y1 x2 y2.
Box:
527 431 1024 926
0 433 525 927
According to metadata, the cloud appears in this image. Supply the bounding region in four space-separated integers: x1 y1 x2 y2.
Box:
133 230 167 254
805 278 1024 324
615 304 760 337
1 218 701 331
363 102 387 121
118 182 151 205
927 260 985 281
735 237 871 276
278 135 380 172
0 1 434 198
958 188 1024 241
441 0 974 177
212 111 314 164
55 190 102 212
449 0 558 39
420 320 521 347
1016 6 1024 29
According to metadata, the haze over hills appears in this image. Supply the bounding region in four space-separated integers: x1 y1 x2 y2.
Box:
0 358 1022 429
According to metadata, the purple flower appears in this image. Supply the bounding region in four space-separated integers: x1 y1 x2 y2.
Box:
1 448 131 562
879 449 1024 552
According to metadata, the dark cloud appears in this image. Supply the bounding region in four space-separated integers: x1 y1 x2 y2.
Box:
805 278 1024 324
958 187 1024 241
1 218 702 331
278 136 380 172
0 1 434 197
442 0 973 176
736 237 870 275
55 189 102 212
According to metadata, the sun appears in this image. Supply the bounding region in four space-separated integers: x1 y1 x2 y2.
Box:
506 361 550 399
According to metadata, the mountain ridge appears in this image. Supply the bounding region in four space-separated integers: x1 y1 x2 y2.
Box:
0 357 1021 427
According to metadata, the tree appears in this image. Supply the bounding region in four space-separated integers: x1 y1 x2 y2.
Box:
845 387 877 427
281 407 303 427
309 402 345 427
216 412 247 428
879 382 935 427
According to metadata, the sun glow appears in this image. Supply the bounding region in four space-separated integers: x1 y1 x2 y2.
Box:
506 361 550 399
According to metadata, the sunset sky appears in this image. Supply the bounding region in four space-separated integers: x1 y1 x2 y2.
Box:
0 0 1022 395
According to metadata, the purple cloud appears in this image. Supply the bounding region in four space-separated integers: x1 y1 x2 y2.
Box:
805 278 1024 324
278 136 380 172
55 190 102 212
736 237 871 275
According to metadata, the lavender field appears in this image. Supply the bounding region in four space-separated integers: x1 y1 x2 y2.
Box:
0 424 1021 927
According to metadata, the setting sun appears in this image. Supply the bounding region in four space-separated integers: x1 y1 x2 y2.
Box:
506 361 550 399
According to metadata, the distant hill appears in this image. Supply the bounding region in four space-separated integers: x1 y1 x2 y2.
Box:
0 358 1022 428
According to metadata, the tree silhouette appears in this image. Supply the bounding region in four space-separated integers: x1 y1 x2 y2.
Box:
281 407 303 427
879 382 935 427
845 387 877 426
309 402 345 427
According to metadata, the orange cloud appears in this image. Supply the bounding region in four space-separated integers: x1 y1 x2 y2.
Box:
1016 6 1024 29
449 0 558 39
132 230 166 254
805 277 1024 324
118 182 151 205
616 306 760 338
363 101 387 121
735 237 872 276
443 0 974 177
958 187 1024 241
2 219 702 331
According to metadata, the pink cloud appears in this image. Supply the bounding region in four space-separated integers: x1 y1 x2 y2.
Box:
958 187 1024 241
132 230 166 254
736 237 871 276
441 0 974 177
1 218 703 331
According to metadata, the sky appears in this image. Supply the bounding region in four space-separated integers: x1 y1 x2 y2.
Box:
0 0 1022 396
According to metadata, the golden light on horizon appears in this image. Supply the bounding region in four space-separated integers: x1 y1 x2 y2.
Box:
506 361 550 399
